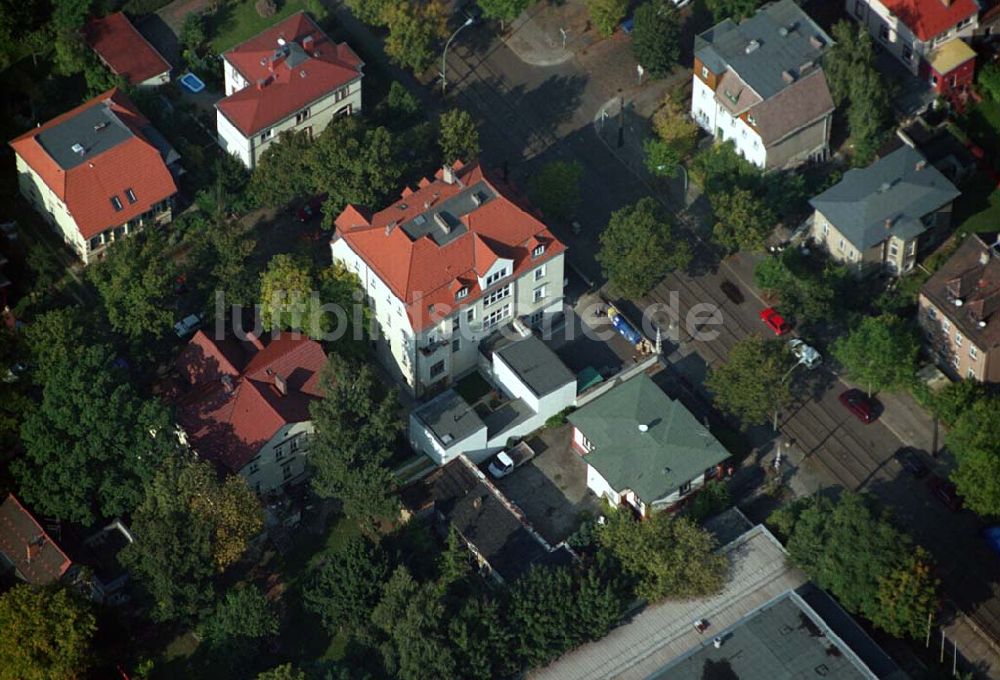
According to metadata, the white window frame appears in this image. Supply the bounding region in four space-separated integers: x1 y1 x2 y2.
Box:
534 265 546 281
483 284 511 307
532 244 545 258
483 303 511 329
533 285 547 303
485 266 509 288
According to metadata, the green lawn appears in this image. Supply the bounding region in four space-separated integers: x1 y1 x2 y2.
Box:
210 0 326 54
953 173 1000 235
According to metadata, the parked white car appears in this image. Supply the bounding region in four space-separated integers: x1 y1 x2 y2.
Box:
487 451 516 479
789 338 822 370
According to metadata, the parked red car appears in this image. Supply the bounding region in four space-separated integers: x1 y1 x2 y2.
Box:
759 307 791 335
838 389 877 424
928 475 963 512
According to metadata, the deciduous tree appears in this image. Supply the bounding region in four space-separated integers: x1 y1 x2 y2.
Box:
652 93 699 160
345 0 392 25
447 597 515 679
308 357 400 522
248 130 315 208
14 344 178 524
597 197 691 298
438 108 480 164
877 547 939 640
596 511 727 602
0 585 96 680
87 229 178 341
259 254 328 338
528 159 583 222
477 0 531 27
120 455 262 623
753 249 851 325
710 187 775 253
381 0 449 73
705 0 761 22
832 314 919 396
304 534 390 635
706 335 793 429
632 1 681 77
587 0 629 37
257 665 306 680
948 396 1000 516
201 585 278 643
643 138 681 179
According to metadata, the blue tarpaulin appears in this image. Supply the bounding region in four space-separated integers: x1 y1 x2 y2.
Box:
984 526 1000 555
611 313 642 346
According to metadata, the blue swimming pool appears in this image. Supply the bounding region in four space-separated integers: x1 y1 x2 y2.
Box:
179 72 206 94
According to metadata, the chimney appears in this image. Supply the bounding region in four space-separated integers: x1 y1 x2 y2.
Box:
885 217 894 229
915 159 927 171
941 0 954 6
25 536 43 562
442 165 456 184
384 220 399 236
256 77 267 90
981 250 991 266
274 373 287 396
781 70 795 84
745 39 760 54
302 34 315 52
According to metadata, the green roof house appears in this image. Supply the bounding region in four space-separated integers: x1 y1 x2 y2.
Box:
568 374 730 518
808 145 960 276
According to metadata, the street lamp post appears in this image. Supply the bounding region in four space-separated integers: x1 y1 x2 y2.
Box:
442 17 475 95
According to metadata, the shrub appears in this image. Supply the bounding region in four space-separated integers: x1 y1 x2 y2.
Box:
256 0 277 18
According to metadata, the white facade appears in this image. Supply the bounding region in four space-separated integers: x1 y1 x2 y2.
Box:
14 154 172 265
332 236 566 396
691 76 768 168
217 61 362 170
237 422 314 494
847 0 977 75
408 412 489 466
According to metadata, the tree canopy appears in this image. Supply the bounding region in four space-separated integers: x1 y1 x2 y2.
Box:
632 1 681 77
705 0 762 22
753 249 852 326
710 187 775 253
201 585 279 644
258 254 329 338
587 0 629 37
652 92 699 160
706 335 794 429
14 344 178 524
381 0 449 73
308 356 400 522
596 511 727 602
772 493 939 639
597 197 691 298
248 130 315 209
947 396 1000 516
832 314 919 396
120 455 262 623
0 585 96 680
438 108 480 165
528 160 583 222
304 534 390 636
477 0 531 24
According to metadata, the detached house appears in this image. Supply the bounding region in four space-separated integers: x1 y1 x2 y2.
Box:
216 11 363 169
10 88 179 265
809 145 960 275
85 12 172 87
849 0 977 104
919 234 1000 382
568 374 730 518
173 330 327 493
692 0 835 170
331 161 567 397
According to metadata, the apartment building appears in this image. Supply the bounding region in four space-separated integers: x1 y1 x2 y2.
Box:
216 11 363 169
9 88 178 265
331 161 566 397
919 234 1000 382
692 0 835 170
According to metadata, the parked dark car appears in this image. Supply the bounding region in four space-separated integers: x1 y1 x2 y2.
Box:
894 447 930 478
928 475 963 512
838 389 877 424
719 280 744 305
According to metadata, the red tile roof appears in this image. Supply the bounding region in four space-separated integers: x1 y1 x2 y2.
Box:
174 331 327 473
84 12 171 85
335 161 567 332
216 12 363 136
9 88 178 241
880 0 978 42
0 495 73 586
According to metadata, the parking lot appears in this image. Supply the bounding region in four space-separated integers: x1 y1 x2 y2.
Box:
492 426 603 546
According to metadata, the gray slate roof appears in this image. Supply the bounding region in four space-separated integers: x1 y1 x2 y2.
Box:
36 101 134 170
694 0 832 100
567 374 730 504
809 145 961 251
412 388 485 447
494 335 576 398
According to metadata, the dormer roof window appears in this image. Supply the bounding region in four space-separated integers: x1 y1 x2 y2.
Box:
532 244 546 258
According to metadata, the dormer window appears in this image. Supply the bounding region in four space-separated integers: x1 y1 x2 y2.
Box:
455 287 469 300
532 244 546 258
125 188 137 204
110 196 123 212
485 266 509 287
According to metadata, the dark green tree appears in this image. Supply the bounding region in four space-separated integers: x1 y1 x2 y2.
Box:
477 0 530 28
948 396 1000 516
706 335 794 429
438 108 480 164
308 357 400 522
447 597 515 679
13 344 177 524
201 585 278 643
256 664 306 680
120 455 262 624
587 0 629 37
345 0 392 25
643 138 681 179
437 525 472 591
304 534 390 636
832 314 919 396
705 0 761 22
753 249 851 325
710 187 775 253
927 380 988 428
597 197 691 298
528 160 583 222
248 130 315 208
87 229 178 341
381 0 449 73
0 584 96 680
632 1 681 77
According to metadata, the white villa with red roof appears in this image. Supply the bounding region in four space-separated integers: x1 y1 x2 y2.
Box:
173 330 327 494
216 11 363 169
331 161 566 397
9 88 178 265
